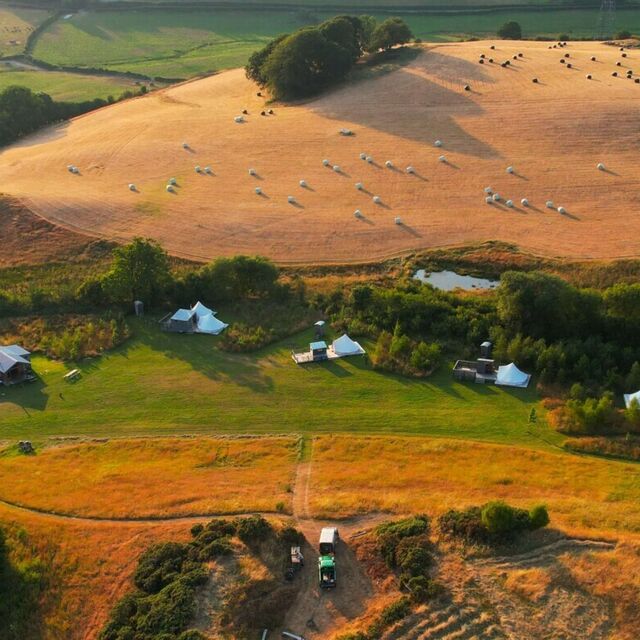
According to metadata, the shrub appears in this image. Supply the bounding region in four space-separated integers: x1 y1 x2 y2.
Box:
481 501 518 535
134 542 189 594
367 17 413 52
235 515 272 545
438 506 487 544
366 596 411 638
406 575 443 603
198 537 233 561
398 545 432 578
190 524 204 538
277 525 304 545
616 30 632 39
497 21 522 40
529 505 550 530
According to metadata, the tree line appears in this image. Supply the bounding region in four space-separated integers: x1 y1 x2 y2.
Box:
246 15 413 100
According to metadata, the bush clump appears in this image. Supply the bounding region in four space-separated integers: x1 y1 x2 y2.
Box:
438 501 550 545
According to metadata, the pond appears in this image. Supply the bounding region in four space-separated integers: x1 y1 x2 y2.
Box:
413 269 499 291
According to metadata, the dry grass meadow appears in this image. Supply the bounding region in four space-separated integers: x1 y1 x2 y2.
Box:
0 436 298 518
0 41 638 263
308 436 640 539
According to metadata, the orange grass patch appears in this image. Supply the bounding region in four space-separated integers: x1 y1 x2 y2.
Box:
308 436 640 538
0 502 193 640
505 567 552 602
0 436 298 518
2 41 640 264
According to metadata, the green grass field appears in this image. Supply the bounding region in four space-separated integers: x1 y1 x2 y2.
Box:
0 65 135 101
32 8 638 79
0 317 554 448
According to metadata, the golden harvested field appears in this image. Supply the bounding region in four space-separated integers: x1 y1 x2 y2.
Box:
0 41 638 263
308 436 640 538
0 437 298 518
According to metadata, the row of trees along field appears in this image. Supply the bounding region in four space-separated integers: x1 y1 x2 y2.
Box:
246 15 413 100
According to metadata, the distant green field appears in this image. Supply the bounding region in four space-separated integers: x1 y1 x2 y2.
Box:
0 318 553 449
0 66 135 101
32 8 637 79
0 5 49 57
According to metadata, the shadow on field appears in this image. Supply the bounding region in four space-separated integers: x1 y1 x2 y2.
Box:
131 319 275 393
312 49 501 160
0 376 49 415
0 121 70 153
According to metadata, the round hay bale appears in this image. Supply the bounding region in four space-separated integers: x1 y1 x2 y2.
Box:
166 185 174 193
67 164 74 172
586 74 592 79
322 159 330 166
546 200 555 209
484 186 493 194
438 155 446 163
261 111 266 116
597 162 606 170
182 142 189 149
636 78 640 83
492 193 501 202
287 195 295 203
385 160 393 168
506 166 514 174
620 46 625 51
512 55 518 60
242 109 248 115
366 155 373 163
299 179 307 188
560 59 565 64
521 198 529 207
128 183 136 191
354 209 362 218
394 216 402 225
480 54 485 59
434 140 443 147
567 63 572 69
204 166 212 174
622 52 628 58
557 206 567 214
532 77 539 83
406 166 415 174
234 115 244 123
464 84 471 91
355 182 364 190
564 53 570 58
518 53 523 57
489 58 494 63
71 166 79 174
501 62 507 68
505 200 514 208
195 165 201 173
373 195 382 204
268 109 274 114
333 165 341 173
490 45 495 50
479 59 485 64
168 177 177 185
616 61 622 66
591 56 597 61
359 153 367 160
485 196 493 204
255 186 262 195
248 168 256 176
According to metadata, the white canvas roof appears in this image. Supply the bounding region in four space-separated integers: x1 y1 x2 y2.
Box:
496 362 531 388
197 313 228 335
171 308 194 322
332 334 365 356
624 390 640 408
0 346 30 374
191 301 215 318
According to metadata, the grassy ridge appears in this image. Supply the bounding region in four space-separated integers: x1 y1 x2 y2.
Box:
1 317 546 445
32 8 639 79
0 6 49 57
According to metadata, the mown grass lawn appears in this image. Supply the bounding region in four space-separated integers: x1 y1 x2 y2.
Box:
0 66 134 101
31 8 636 80
1 318 554 448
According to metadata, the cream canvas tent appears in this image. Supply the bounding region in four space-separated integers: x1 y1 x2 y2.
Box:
496 362 531 388
332 334 365 357
197 312 228 335
192 301 215 318
624 390 640 408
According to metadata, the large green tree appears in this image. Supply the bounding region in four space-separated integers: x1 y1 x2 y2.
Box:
103 238 171 306
497 21 522 40
367 18 413 52
262 27 353 100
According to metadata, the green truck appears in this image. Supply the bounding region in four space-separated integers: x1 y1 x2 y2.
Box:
318 527 339 589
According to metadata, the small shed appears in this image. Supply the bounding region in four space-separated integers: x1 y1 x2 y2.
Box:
310 341 328 362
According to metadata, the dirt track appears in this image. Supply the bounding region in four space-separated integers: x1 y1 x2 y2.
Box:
1 40 639 263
